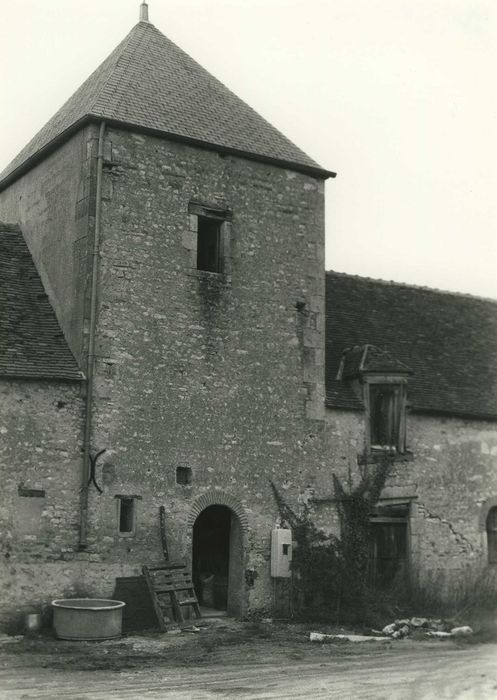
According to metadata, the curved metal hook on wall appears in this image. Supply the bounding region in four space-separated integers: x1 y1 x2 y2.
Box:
88 449 106 494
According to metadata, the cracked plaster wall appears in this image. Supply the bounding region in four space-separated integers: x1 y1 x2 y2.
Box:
320 407 497 576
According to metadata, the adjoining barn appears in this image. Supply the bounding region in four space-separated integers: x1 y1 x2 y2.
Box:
323 271 497 586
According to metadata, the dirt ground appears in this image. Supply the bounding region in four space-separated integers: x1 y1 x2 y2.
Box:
0 619 496 699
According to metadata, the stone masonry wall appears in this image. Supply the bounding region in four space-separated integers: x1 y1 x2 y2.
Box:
0 381 84 630
320 407 497 580
78 128 327 614
0 125 99 363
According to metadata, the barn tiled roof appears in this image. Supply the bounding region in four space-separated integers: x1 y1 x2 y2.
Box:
0 224 83 381
0 20 332 189
326 271 497 420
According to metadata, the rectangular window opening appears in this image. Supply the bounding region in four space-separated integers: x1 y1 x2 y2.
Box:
369 384 403 451
197 216 222 273
118 497 136 536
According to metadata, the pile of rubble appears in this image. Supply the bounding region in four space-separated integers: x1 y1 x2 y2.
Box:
379 617 473 639
310 618 473 644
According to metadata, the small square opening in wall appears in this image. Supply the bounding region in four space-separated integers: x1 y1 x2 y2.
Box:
176 466 192 485
116 496 138 536
197 216 221 273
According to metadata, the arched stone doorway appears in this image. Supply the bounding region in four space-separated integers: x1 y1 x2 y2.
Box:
189 493 247 617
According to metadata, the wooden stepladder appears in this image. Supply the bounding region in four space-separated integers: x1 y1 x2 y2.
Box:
142 563 201 631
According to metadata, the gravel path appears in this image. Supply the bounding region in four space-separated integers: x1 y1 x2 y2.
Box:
0 641 496 699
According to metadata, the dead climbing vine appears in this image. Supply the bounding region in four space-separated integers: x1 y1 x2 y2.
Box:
270 454 394 623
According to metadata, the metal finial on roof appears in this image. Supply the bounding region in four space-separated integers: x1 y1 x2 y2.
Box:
140 2 149 22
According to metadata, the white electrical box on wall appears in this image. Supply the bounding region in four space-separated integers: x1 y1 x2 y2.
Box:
271 527 292 578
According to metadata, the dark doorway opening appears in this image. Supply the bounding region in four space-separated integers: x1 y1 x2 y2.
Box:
192 505 232 611
369 502 409 588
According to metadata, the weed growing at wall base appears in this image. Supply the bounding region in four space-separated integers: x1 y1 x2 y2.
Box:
397 566 497 620
270 454 497 631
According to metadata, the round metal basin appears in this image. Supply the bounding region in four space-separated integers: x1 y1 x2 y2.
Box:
52 598 125 641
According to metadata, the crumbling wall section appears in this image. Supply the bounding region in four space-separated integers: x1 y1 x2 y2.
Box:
407 413 497 573
322 407 497 575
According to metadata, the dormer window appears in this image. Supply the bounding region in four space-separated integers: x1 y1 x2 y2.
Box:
337 345 412 457
367 381 406 453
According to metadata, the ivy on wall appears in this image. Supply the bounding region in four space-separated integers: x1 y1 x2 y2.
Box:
270 454 394 622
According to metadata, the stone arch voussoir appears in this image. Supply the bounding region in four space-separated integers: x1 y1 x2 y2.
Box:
187 490 249 534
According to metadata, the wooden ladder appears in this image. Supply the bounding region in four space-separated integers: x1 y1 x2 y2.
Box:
142 563 202 631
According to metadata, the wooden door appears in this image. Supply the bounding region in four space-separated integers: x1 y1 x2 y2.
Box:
370 521 408 587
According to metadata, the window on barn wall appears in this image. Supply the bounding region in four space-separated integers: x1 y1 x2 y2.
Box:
367 382 406 453
487 507 497 564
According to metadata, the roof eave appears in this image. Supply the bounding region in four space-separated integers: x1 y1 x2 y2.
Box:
0 372 85 383
0 117 91 193
360 369 414 377
324 400 497 423
0 116 335 192
409 407 497 423
325 401 364 412
105 118 336 178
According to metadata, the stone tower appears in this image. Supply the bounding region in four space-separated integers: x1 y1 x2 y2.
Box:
0 6 333 625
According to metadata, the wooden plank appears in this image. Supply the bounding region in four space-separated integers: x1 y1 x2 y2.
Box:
142 562 202 626
147 562 185 571
142 565 168 632
169 590 184 624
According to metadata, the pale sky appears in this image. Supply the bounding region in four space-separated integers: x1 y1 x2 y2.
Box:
1 0 495 298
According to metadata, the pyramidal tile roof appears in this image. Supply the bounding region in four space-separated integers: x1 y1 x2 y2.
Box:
0 223 83 381
0 20 332 188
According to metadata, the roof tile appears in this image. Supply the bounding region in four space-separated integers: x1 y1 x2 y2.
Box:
0 224 83 381
1 21 329 186
326 272 497 419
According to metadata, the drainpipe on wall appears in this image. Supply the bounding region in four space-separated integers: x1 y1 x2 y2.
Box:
79 120 106 550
